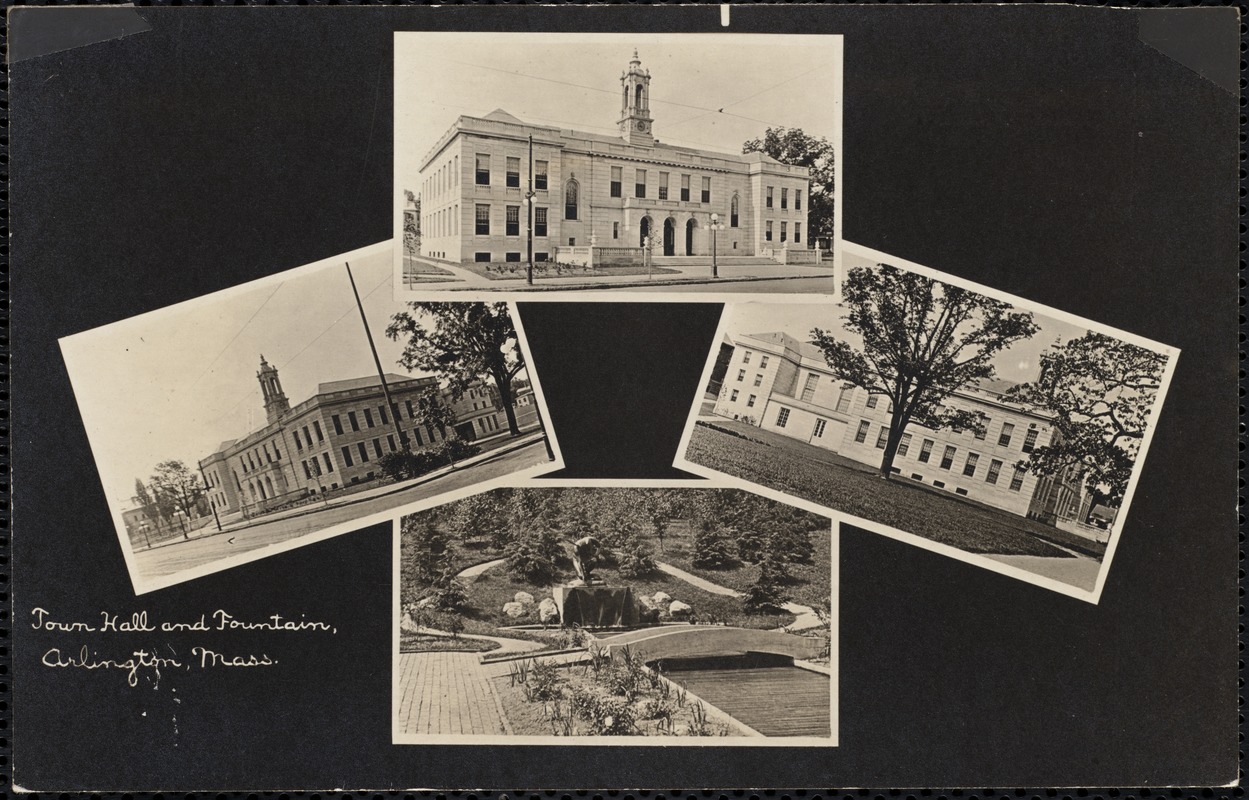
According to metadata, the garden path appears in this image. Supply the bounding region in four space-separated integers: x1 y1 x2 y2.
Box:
401 613 546 655
655 562 825 633
396 651 510 736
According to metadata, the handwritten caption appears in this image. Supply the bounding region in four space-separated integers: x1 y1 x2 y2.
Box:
32 608 338 687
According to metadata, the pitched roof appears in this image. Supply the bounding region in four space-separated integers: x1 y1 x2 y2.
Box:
482 108 525 125
742 331 822 360
316 373 428 395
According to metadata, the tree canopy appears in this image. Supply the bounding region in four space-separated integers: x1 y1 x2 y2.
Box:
1006 332 1168 503
743 127 835 243
812 264 1039 478
148 460 204 538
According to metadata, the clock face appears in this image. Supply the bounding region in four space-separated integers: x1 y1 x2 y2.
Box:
636 121 647 132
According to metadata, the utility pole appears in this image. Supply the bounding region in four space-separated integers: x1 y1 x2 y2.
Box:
346 262 411 452
526 134 535 286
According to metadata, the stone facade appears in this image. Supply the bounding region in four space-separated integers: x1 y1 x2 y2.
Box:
713 332 1090 524
415 51 811 266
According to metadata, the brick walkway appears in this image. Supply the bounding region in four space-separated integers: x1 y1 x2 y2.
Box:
396 652 510 736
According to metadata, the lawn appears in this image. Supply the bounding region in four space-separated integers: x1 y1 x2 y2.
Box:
686 421 1107 560
399 630 499 654
402 257 458 284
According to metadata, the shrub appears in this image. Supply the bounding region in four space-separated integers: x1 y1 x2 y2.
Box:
745 551 789 613
521 658 562 703
437 437 481 464
692 521 738 569
504 530 562 584
616 538 657 578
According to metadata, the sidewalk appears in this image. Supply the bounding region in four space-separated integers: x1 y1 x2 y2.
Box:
396 651 510 736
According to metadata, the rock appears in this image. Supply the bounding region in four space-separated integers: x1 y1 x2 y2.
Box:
652 591 672 606
416 596 436 608
538 597 560 624
502 601 529 619
514 591 536 606
400 612 417 632
668 600 692 619
638 594 659 612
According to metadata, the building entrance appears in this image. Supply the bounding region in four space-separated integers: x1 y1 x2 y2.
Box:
663 218 676 256
639 216 651 248
685 218 698 256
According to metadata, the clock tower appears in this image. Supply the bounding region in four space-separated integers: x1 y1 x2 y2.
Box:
618 50 654 147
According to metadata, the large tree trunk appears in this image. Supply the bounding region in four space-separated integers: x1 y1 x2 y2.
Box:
877 406 912 480
492 368 521 436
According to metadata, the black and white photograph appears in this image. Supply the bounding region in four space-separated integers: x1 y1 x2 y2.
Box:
392 484 835 744
394 32 842 299
59 242 562 593
675 243 1178 602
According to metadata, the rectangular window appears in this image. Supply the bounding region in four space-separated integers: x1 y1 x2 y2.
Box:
963 452 979 477
730 389 739 401
534 207 547 237
534 160 548 190
854 420 871 443
323 453 334 473
794 223 801 244
898 432 912 456
635 169 647 198
373 438 383 458
535 251 549 262
736 369 745 382
781 221 788 242
681 174 690 201
363 408 374 428
357 442 369 462
766 186 774 208
411 427 423 447
753 374 763 387
475 252 491 263
986 459 1003 485
332 414 343 435
742 351 751 364
405 400 415 419
313 421 324 442
918 439 934 463
1009 466 1025 491
765 221 773 242
658 172 669 200
866 394 879 409
795 189 802 211
940 445 956 469
1022 428 1039 453
503 252 520 262
781 188 788 209
348 411 359 432
475 154 490 185
506 156 520 188
302 461 312 480
506 205 520 236
800 373 819 402
294 433 303 452
776 407 791 428
341 446 354 467
975 418 988 440
746 394 757 408
700 176 711 203
303 426 314 448
814 419 827 438
387 434 397 452
998 422 1015 448
875 427 890 449
760 356 769 368
378 405 388 425
610 166 622 198
612 221 619 239
835 386 852 414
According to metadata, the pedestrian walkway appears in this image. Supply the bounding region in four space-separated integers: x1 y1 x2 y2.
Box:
655 562 825 632
396 651 510 736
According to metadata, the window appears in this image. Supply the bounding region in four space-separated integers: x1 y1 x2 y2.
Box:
1022 427 1039 453
866 394 879 409
753 374 763 387
535 251 549 262
357 442 369 462
918 439 934 463
680 174 690 201
701 176 711 203
776 407 791 428
760 355 769 368
535 160 548 190
302 461 312 480
800 373 819 402
612 222 620 240
742 351 752 364
506 157 520 188
658 172 669 200
730 389 739 401
348 411 360 432
534 207 548 237
475 252 491 262
986 459 1003 485
898 432 912 456
411 427 423 447
363 408 374 428
610 166 622 198
875 427 889 449
505 252 521 262
294 433 303 452
998 422 1015 448
475 153 490 185
736 369 745 382
387 435 396 453
341 446 354 467
746 394 757 407
963 452 979 477
378 405 389 425
781 188 788 209
501 205 519 237
765 221 773 242
1009 466 1025 491
781 221 788 242
373 438 383 458
794 223 801 244
565 179 579 220
766 187 774 208
323 453 334 473
730 194 740 227
975 418 988 440
313 421 323 442
635 169 647 198
303 426 314 448
814 419 827 438
475 204 490 235
854 420 870 443
835 386 852 414
332 414 343 435
405 400 415 419
795 189 802 211
940 445 956 469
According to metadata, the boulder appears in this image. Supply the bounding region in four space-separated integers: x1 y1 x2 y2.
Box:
400 612 417 632
514 591 536 606
668 600 692 620
652 591 672 606
502 601 529 619
538 597 560 625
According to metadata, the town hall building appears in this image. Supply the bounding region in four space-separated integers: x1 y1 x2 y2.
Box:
415 51 813 266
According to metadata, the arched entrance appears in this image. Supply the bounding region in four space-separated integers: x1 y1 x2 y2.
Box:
685 218 698 256
639 216 651 248
662 218 676 256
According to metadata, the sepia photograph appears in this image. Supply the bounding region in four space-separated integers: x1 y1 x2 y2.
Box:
675 243 1178 602
60 242 562 593
392 484 835 745
394 32 842 299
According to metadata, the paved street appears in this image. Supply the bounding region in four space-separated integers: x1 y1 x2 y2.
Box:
133 439 551 581
396 651 509 736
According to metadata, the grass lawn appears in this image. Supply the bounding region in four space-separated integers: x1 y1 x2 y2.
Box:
686 420 1107 560
399 630 499 653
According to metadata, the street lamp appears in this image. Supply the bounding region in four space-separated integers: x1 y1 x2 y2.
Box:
709 213 726 279
525 134 536 286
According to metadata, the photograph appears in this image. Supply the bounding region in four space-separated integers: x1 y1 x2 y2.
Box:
675 243 1178 602
394 32 842 299
59 241 562 593
392 484 836 745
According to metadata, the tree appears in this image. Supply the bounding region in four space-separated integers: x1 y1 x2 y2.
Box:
444 491 508 550
1006 332 1168 504
403 193 421 262
148 461 204 539
386 303 527 436
812 265 1040 480
691 519 738 569
743 127 835 245
133 478 164 539
415 387 458 442
503 489 563 583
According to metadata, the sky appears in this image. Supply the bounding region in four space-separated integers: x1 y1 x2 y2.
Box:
394 32 843 193
61 248 527 509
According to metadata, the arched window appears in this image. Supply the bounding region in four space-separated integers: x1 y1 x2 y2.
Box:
730 194 740 228
635 84 643 108
564 179 579 220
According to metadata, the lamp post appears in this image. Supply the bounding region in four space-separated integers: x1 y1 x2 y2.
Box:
710 213 726 279
525 134 535 286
